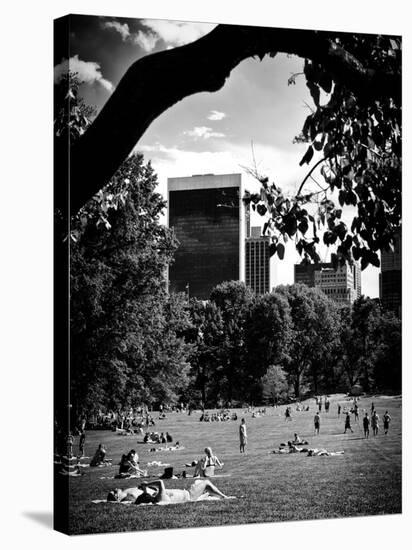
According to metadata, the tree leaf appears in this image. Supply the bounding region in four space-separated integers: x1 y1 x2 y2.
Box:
276 243 285 260
299 145 314 166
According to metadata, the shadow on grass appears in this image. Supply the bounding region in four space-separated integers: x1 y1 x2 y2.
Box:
23 511 53 529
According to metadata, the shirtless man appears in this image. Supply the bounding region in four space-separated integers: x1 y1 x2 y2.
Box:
136 479 234 505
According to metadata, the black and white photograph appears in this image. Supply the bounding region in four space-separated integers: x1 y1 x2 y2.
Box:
3 1 409 547
54 11 402 534
52 11 402 536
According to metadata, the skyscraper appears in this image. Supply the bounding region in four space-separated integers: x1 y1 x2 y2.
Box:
245 226 270 294
294 261 361 305
168 173 246 300
379 232 402 317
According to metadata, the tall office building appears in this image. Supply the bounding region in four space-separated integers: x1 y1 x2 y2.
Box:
295 261 361 305
168 173 246 300
314 263 361 305
245 226 270 295
294 262 330 288
379 232 402 317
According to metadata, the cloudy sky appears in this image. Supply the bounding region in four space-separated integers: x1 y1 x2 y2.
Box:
55 14 379 296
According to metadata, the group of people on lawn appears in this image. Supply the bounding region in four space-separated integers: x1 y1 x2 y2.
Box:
82 399 394 506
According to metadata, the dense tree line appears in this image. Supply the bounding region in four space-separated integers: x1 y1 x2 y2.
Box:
186 282 401 407
56 73 401 419
69 153 192 417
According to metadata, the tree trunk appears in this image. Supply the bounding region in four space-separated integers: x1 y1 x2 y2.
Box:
294 373 301 399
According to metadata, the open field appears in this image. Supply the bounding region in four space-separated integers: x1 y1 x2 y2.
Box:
65 394 402 535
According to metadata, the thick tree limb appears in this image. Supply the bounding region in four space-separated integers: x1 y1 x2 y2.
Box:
68 24 400 215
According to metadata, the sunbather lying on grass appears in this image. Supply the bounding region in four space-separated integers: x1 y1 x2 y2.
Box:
135 478 235 505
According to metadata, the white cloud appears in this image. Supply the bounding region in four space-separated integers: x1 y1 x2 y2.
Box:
100 18 214 53
141 19 215 47
101 19 158 53
207 110 226 121
132 30 158 52
183 126 225 140
54 55 113 92
102 21 130 41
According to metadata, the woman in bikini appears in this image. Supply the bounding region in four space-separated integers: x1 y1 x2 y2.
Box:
193 447 223 477
135 478 234 505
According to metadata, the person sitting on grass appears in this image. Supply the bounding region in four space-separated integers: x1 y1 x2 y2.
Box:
90 444 111 467
135 478 234 505
118 450 147 477
193 447 224 477
292 433 309 445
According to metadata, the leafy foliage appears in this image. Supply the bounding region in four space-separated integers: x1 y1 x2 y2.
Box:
260 365 290 405
244 34 401 270
69 155 191 414
275 284 341 397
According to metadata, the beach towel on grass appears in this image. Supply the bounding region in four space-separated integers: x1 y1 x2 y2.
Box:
92 496 238 506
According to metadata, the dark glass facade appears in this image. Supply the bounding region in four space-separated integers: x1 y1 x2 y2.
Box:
245 238 270 294
169 186 240 299
380 232 401 317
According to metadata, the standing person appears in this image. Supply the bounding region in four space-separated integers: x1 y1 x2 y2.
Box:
371 410 379 436
78 430 86 457
383 411 391 434
337 403 342 417
314 412 320 435
344 412 354 433
318 398 322 412
363 412 370 438
285 406 292 421
354 403 359 422
239 418 247 453
371 401 375 414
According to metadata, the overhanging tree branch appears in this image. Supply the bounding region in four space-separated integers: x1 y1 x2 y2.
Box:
67 24 401 216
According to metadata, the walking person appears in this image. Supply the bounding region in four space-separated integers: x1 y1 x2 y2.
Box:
383 411 391 435
239 418 247 453
344 412 354 433
314 412 320 435
363 412 370 439
78 430 86 457
354 403 359 422
371 410 379 436
285 406 292 421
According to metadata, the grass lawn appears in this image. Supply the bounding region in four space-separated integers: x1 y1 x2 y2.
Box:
64 394 402 535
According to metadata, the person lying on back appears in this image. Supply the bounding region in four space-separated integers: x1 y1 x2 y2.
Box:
136 478 233 505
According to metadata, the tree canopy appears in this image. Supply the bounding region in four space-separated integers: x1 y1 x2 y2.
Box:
63 24 401 270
